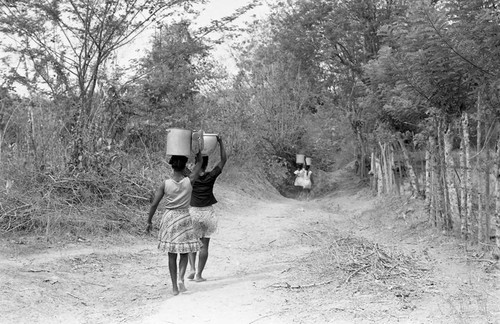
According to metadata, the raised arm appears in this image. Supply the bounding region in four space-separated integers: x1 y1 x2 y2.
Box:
216 135 227 171
146 181 166 233
189 151 204 184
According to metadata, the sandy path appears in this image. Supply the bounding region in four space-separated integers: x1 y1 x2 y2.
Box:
0 191 329 324
1 178 499 324
130 190 338 324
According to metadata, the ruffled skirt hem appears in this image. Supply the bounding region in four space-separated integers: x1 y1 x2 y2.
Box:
158 241 201 254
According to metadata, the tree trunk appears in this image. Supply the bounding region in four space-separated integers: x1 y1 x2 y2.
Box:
461 112 472 240
356 127 368 179
495 134 500 256
476 90 484 244
478 192 483 244
376 155 383 196
429 135 438 226
390 144 400 196
370 151 377 192
444 127 459 231
379 142 387 194
438 122 451 230
397 134 421 197
379 142 394 195
485 143 491 244
425 138 432 214
28 103 38 170
0 131 3 166
69 101 86 171
459 131 468 240
434 129 444 227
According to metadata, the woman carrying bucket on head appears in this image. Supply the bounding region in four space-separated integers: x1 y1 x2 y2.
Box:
146 128 204 296
302 157 313 200
294 153 306 191
187 133 227 282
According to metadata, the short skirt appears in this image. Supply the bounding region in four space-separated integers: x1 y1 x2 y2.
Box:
190 206 218 238
158 208 201 253
294 176 304 187
302 179 312 189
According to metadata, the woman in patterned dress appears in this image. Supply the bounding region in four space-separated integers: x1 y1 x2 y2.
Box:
146 151 203 296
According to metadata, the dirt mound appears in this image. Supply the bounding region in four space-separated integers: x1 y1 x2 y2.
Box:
215 167 285 211
312 160 367 198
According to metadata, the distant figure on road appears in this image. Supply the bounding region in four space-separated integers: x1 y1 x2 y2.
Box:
294 164 305 188
146 151 203 296
188 135 227 282
302 164 313 200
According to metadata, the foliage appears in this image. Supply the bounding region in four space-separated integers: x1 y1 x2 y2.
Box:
4 0 500 244
133 21 212 128
0 0 204 170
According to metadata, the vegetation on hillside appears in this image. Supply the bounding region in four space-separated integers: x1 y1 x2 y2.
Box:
0 0 499 257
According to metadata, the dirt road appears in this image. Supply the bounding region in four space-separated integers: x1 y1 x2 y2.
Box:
1 173 499 323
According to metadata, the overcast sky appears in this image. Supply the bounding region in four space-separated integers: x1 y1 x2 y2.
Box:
0 0 271 92
117 0 271 74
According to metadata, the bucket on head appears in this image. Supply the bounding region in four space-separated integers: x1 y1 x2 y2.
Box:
191 130 204 155
296 154 305 164
166 128 193 157
305 157 312 166
202 133 218 156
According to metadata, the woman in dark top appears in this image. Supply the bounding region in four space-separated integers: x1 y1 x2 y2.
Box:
187 135 227 282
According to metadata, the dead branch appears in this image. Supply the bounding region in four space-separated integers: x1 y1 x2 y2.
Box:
341 264 371 286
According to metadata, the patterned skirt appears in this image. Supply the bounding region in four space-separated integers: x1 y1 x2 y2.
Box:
190 206 218 238
158 208 201 253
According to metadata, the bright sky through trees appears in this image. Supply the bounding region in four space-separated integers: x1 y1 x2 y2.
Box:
117 0 270 74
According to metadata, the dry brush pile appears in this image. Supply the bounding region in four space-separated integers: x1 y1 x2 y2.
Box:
272 228 433 300
0 162 166 237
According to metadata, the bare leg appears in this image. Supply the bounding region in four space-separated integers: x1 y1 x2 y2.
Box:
178 253 188 292
168 253 179 295
187 252 196 280
195 237 210 282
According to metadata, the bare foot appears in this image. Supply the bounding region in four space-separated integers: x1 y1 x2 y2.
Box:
172 288 179 296
194 276 206 282
178 282 187 292
187 272 195 280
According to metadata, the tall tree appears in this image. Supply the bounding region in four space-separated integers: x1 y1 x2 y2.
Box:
0 0 202 170
265 0 410 176
135 21 212 130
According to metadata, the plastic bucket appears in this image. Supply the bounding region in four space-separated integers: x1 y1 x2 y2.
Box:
202 133 218 156
296 154 305 164
166 128 192 156
191 130 204 154
305 157 312 166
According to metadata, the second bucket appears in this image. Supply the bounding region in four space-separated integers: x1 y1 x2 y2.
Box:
202 133 218 156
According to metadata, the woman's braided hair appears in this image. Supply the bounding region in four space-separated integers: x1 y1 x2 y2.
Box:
169 155 188 171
